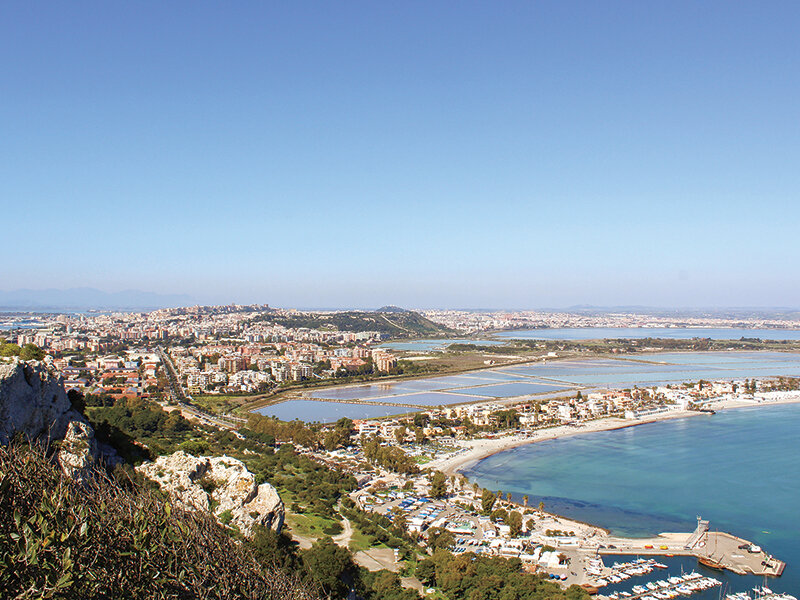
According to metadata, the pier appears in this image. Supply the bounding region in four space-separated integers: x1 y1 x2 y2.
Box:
696 532 785 577
595 534 785 578
552 516 786 595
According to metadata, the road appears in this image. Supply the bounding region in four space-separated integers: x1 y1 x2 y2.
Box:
156 346 240 431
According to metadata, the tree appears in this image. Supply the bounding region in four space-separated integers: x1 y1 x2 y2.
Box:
361 570 420 600
522 494 529 508
538 501 545 512
302 537 356 599
481 489 496 514
506 492 512 503
250 526 302 571
414 427 425 445
507 511 523 537
429 471 447 499
426 527 454 551
323 428 349 451
0 342 21 357
490 509 508 523
394 426 406 444
415 558 436 585
19 343 45 361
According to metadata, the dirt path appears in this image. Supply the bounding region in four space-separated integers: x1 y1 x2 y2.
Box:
332 514 353 548
354 547 399 572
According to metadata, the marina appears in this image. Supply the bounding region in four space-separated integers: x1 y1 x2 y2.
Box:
601 570 721 599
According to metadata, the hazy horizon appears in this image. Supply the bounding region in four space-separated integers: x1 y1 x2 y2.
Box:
1 286 799 314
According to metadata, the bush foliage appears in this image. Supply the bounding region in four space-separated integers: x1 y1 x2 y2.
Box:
0 443 317 600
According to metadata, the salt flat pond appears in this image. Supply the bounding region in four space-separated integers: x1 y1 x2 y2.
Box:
493 327 800 340
253 351 800 422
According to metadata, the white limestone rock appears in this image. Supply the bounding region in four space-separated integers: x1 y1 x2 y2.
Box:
137 451 210 511
137 451 284 536
0 358 103 480
0 358 77 444
57 419 99 484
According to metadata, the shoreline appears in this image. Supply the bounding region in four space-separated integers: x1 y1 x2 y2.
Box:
429 396 800 477
421 397 797 587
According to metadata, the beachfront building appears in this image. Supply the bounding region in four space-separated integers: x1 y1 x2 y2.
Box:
624 404 677 419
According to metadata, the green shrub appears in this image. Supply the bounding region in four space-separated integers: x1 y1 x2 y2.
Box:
0 442 318 600
321 522 343 536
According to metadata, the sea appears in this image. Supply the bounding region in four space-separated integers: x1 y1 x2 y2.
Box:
462 403 800 597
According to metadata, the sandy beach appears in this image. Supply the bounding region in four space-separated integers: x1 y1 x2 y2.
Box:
429 396 800 476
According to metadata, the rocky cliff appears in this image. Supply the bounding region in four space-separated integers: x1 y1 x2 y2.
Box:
0 358 100 482
137 451 284 536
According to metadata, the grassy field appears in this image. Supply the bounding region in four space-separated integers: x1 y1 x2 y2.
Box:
279 489 342 539
284 512 341 538
190 394 253 414
347 525 381 552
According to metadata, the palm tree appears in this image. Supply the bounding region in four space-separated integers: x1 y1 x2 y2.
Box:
523 495 529 508
506 492 512 503
538 501 545 512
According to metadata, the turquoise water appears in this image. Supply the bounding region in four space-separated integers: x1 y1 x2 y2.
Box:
462 404 800 596
494 327 800 340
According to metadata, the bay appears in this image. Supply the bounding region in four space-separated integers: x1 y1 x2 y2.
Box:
462 404 800 596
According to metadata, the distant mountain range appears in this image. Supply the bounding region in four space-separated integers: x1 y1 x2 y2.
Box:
0 288 193 311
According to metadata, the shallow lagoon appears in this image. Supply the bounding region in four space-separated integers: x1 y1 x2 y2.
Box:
494 327 800 341
252 400 417 422
455 381 568 397
385 391 483 406
257 351 800 422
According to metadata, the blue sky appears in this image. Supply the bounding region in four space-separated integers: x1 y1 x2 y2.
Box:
2 2 799 308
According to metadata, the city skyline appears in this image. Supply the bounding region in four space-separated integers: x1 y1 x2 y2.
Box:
3 2 799 308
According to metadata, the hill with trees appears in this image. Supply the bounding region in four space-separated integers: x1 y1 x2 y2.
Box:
253 309 453 338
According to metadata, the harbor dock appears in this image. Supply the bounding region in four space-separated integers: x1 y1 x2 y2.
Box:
547 518 787 596
695 532 785 577
593 518 785 578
